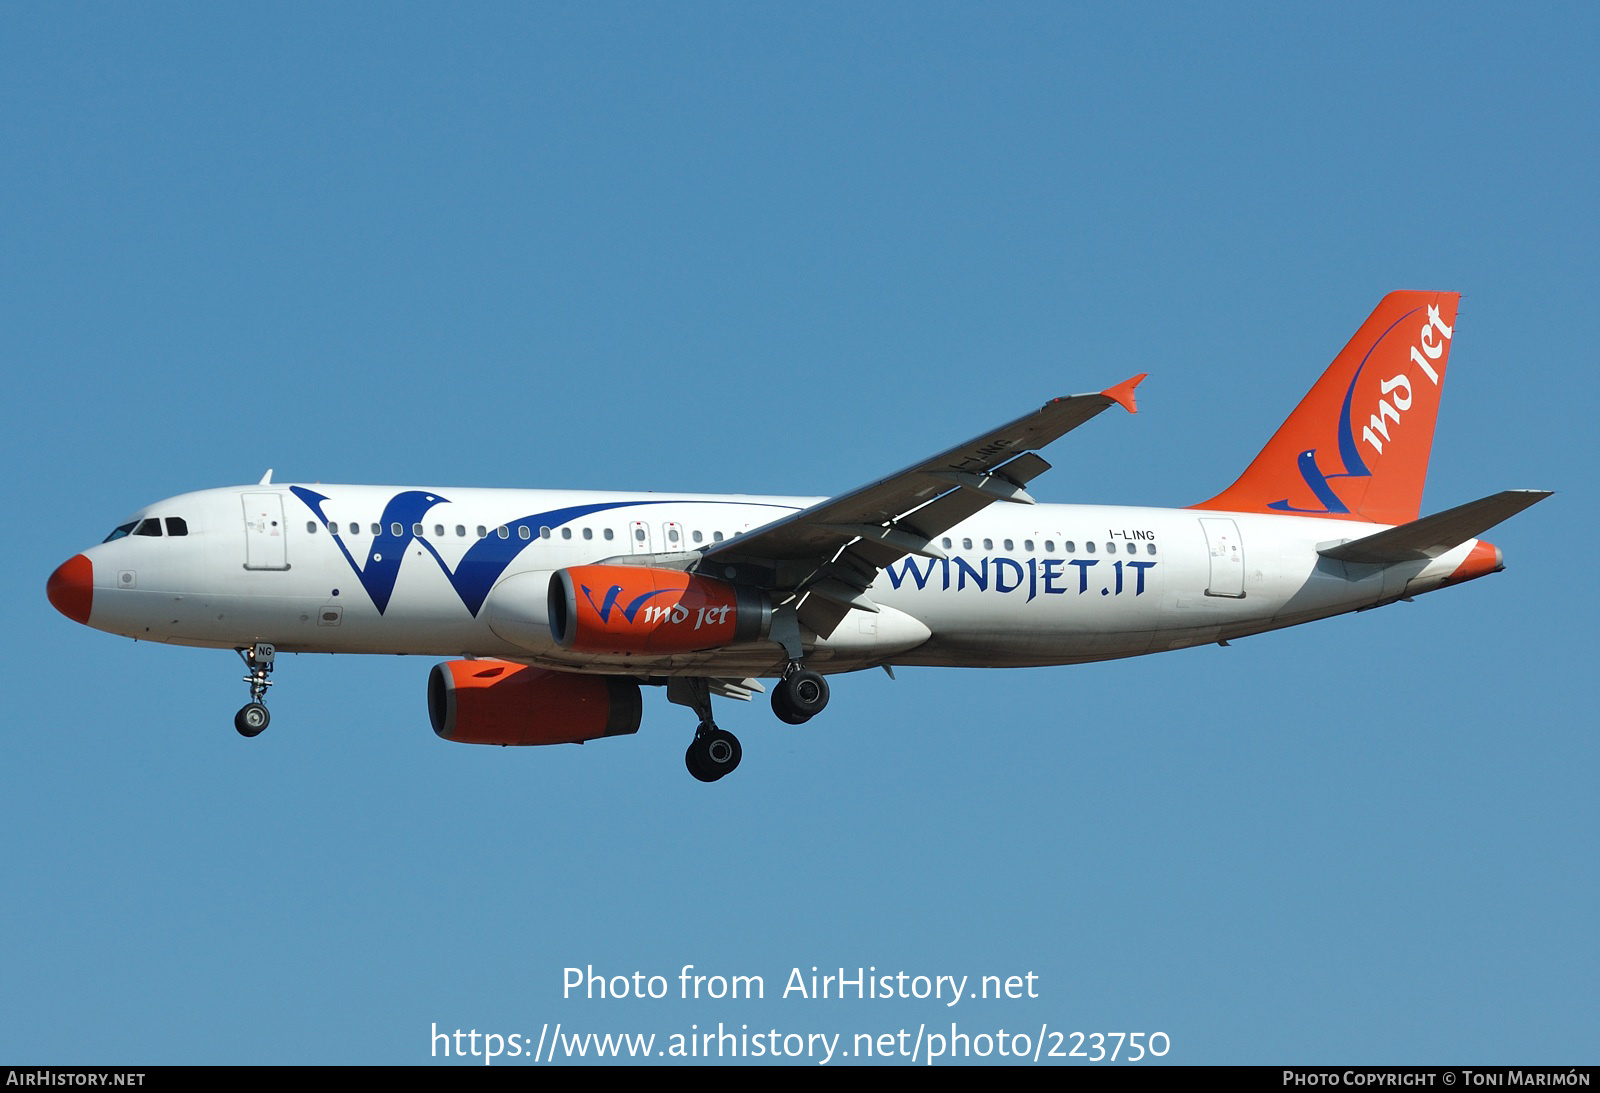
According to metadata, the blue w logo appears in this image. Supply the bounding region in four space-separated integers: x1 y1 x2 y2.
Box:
581 584 672 624
291 487 664 617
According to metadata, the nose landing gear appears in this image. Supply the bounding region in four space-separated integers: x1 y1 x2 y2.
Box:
233 643 275 738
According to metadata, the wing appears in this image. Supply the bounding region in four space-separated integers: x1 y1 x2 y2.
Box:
696 374 1147 638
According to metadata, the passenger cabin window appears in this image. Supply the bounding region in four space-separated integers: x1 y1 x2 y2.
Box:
603 528 614 541
306 521 317 533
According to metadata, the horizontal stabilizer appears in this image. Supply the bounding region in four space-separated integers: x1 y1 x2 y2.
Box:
1318 490 1552 564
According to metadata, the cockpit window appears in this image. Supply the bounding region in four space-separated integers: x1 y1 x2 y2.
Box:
104 517 188 542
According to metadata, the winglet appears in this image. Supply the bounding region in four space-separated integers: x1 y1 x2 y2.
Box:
1101 373 1146 414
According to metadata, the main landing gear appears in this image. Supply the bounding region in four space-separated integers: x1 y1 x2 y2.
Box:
667 662 831 783
771 665 829 725
686 724 742 783
233 643 275 738
668 677 742 783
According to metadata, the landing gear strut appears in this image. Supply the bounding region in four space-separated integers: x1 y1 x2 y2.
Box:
771 664 829 725
668 677 741 783
233 643 275 738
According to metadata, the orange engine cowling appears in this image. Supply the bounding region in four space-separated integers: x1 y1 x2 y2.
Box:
427 659 642 746
548 565 770 655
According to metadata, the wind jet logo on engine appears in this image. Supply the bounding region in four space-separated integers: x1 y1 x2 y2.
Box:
583 584 731 630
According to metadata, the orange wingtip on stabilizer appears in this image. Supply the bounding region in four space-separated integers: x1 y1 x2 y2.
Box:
1101 373 1147 414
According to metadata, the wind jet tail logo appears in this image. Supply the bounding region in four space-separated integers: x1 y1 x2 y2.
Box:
1191 292 1458 525
1264 299 1454 524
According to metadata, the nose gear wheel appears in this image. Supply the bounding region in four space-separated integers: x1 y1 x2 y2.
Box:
233 643 276 738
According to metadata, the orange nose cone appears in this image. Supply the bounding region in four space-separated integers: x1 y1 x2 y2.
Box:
1448 540 1504 585
47 554 94 624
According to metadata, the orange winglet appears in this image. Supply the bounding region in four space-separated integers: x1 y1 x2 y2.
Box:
1101 373 1147 414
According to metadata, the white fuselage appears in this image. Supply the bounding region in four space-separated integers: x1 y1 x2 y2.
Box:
72 483 1479 679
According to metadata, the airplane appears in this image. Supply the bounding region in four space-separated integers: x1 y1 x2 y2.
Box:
46 291 1550 782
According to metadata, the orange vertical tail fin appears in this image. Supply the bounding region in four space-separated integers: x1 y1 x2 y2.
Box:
1193 290 1461 526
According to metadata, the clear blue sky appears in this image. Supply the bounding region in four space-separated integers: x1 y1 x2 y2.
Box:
3 2 1593 1065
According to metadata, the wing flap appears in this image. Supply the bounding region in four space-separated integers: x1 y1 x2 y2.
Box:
707 677 766 702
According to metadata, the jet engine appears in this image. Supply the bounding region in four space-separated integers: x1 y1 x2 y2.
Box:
427 659 642 746
548 565 770 655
